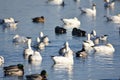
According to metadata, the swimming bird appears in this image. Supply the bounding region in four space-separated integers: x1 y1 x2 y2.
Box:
23 38 34 59
3 64 24 76
13 34 28 44
59 41 73 56
32 16 45 23
52 41 74 65
0 56 4 65
39 32 50 46
104 14 120 23
76 46 88 58
28 51 42 62
79 3 96 16
61 17 81 28
1 17 15 23
72 28 86 37
47 0 65 6
104 0 115 8
93 43 115 54
82 34 94 53
36 37 45 50
26 70 47 80
55 26 66 34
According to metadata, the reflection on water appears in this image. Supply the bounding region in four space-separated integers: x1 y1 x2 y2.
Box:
52 64 73 80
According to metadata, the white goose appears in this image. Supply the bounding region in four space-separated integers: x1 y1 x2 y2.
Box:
93 43 115 54
36 37 45 50
28 51 42 61
59 42 73 56
0 56 4 65
39 32 50 46
104 14 120 23
82 34 94 53
79 3 96 16
61 17 81 28
51 42 74 65
23 39 34 59
47 0 65 6
104 0 115 8
13 34 28 44
3 17 15 23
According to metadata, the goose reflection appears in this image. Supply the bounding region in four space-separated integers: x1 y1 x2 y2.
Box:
52 64 73 79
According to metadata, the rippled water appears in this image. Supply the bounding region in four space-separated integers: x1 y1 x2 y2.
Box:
0 0 120 80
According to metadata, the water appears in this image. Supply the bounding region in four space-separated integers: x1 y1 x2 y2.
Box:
0 0 120 80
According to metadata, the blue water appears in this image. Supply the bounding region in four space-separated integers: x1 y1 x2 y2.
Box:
0 0 120 80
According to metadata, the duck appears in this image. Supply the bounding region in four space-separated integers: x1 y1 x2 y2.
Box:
79 3 96 16
93 43 115 54
23 38 34 59
59 41 73 56
51 41 74 65
47 0 65 6
26 70 47 80
13 34 28 44
55 26 66 34
28 51 42 62
72 28 86 37
76 46 88 58
32 16 45 23
3 64 24 76
104 0 115 8
104 14 120 23
61 17 81 28
0 56 4 65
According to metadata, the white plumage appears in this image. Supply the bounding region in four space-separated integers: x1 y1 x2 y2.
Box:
13 34 28 44
47 0 64 6
80 3 96 16
0 56 4 65
93 43 115 54
23 39 34 59
52 42 74 65
28 51 42 61
61 17 80 28
104 14 120 23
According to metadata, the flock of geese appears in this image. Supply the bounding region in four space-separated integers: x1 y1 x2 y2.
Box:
0 0 120 79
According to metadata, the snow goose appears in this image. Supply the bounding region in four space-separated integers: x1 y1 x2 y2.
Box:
79 3 96 16
99 34 108 42
39 32 50 46
3 64 24 76
59 41 73 56
13 34 28 44
104 14 120 23
104 0 115 8
0 56 4 65
47 0 65 6
28 51 42 62
52 42 74 65
36 37 45 50
26 70 47 80
93 43 115 54
82 34 94 53
61 17 81 28
23 38 34 59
